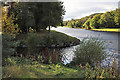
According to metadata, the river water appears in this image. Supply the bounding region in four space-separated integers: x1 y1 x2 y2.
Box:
51 27 120 66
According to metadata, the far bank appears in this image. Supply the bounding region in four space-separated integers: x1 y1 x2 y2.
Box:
60 26 120 33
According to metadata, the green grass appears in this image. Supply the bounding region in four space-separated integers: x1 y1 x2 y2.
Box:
91 28 120 32
61 26 120 32
2 57 120 78
2 57 81 78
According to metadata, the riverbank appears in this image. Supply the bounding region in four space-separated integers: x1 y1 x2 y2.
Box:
61 26 120 32
16 30 80 48
2 29 120 78
91 28 120 33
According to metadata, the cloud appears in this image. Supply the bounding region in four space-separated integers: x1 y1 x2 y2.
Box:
63 0 119 21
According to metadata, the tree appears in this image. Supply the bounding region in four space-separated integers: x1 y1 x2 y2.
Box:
8 2 65 33
8 2 35 33
63 21 68 26
114 9 120 27
74 19 83 28
67 19 76 28
83 18 91 29
2 6 19 36
99 12 114 28
90 14 101 29
39 2 65 32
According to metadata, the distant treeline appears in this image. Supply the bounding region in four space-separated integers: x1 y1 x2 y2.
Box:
63 9 120 29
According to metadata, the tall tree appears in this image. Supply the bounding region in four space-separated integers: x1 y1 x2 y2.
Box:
8 2 65 33
38 2 65 32
7 2 35 33
2 5 19 36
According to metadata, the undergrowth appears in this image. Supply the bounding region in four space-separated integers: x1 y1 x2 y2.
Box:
2 57 120 78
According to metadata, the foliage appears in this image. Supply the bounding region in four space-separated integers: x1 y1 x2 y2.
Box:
99 12 115 28
83 18 91 29
8 2 65 33
2 57 119 78
2 33 16 66
2 34 15 59
2 33 21 66
63 8 120 29
114 9 120 27
22 31 80 63
2 7 20 36
26 33 40 54
90 14 101 29
63 13 102 28
67 19 76 28
71 37 108 66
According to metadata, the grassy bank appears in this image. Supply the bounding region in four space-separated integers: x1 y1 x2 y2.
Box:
92 28 120 32
2 35 120 78
61 26 120 32
2 57 119 78
16 30 80 48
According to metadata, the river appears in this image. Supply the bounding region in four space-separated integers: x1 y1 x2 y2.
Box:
51 27 120 66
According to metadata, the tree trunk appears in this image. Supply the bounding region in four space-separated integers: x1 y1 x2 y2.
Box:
48 25 51 33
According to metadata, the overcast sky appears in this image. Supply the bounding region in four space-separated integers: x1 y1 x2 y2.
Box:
62 0 119 21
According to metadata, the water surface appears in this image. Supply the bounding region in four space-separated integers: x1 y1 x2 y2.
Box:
51 27 120 65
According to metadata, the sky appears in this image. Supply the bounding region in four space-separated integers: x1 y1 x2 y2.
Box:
62 0 119 21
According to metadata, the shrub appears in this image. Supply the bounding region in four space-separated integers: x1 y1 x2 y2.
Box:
71 37 108 66
77 63 117 78
26 33 42 54
2 33 17 66
2 34 15 58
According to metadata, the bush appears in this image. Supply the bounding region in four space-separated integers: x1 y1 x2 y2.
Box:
26 33 39 54
2 34 15 58
71 37 108 66
2 33 17 66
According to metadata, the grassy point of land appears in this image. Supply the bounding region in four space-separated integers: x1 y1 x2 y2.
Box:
91 28 120 32
16 30 80 48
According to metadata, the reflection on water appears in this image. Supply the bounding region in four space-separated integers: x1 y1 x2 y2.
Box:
52 27 120 66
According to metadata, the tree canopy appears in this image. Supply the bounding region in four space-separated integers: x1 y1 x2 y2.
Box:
63 9 120 29
2 6 20 36
114 9 120 27
4 2 65 33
